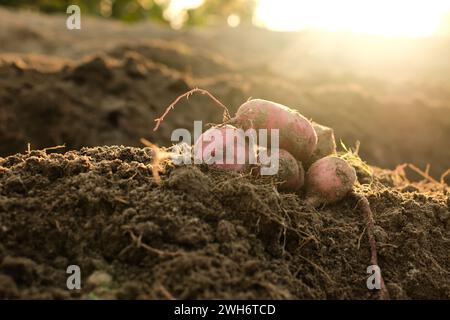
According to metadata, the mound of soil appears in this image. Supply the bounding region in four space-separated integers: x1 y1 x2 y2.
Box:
0 146 449 299
1 7 450 179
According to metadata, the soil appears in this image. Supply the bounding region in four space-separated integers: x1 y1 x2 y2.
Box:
0 146 449 299
0 7 449 299
0 8 450 179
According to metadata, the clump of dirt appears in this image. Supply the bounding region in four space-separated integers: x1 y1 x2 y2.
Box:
0 146 448 299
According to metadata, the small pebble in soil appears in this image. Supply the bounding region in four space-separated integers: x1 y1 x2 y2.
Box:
86 271 113 288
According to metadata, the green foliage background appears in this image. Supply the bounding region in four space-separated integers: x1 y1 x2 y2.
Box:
0 0 256 26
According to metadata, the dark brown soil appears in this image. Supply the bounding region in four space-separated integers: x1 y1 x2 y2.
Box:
0 146 449 299
0 8 449 300
1 7 450 180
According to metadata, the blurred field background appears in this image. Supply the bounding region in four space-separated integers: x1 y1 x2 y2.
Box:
0 0 449 180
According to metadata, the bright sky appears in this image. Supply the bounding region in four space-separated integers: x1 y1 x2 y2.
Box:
169 0 450 37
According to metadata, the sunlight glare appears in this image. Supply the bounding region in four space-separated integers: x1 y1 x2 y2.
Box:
254 0 450 37
163 0 204 29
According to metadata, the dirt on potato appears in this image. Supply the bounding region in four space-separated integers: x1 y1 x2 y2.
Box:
0 146 448 299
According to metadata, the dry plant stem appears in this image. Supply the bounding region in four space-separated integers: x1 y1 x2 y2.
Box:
393 164 408 185
26 143 66 154
156 283 176 300
296 255 335 284
43 144 66 153
153 88 231 131
140 138 165 184
407 163 440 184
352 191 389 300
440 168 450 185
425 164 430 176
127 230 183 257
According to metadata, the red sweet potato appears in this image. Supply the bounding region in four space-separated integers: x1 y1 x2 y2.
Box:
193 125 254 171
256 148 305 192
305 122 337 168
233 99 317 163
305 156 356 207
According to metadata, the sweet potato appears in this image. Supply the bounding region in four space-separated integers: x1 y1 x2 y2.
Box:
193 125 254 171
233 99 317 163
305 156 356 207
276 149 305 191
257 148 304 191
305 122 337 168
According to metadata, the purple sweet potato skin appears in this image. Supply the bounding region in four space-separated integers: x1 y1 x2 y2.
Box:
305 156 356 206
305 122 337 169
234 99 317 163
277 149 304 191
194 125 249 171
255 148 304 192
